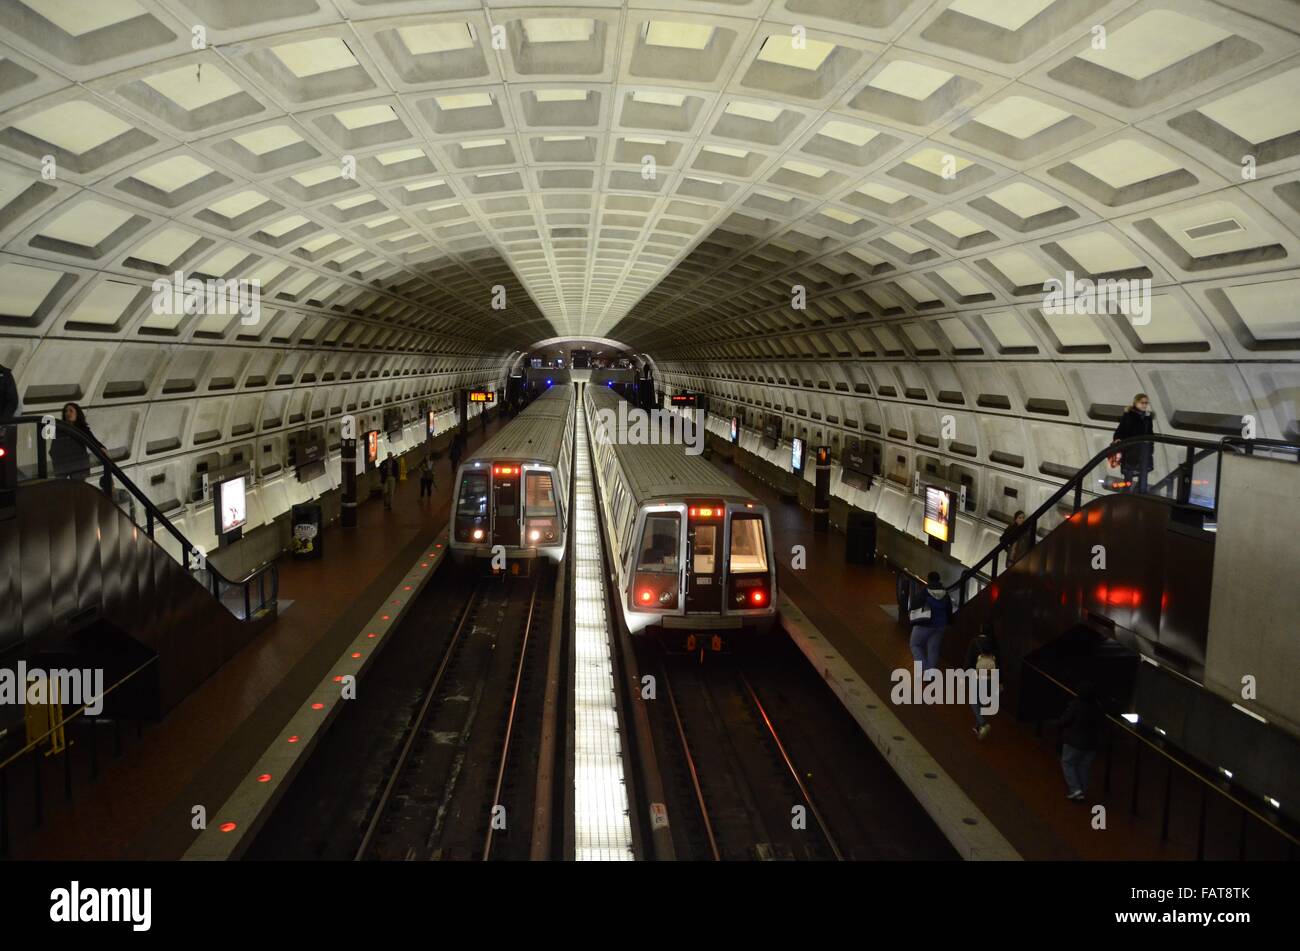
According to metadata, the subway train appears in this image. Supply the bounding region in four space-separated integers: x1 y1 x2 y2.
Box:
585 384 777 645
450 384 574 565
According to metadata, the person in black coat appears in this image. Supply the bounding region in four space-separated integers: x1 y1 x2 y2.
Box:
0 363 19 420
1060 681 1105 801
1111 393 1154 491
50 402 104 482
1000 510 1032 565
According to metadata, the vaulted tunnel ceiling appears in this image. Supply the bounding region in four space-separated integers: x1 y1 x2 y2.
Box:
0 0 1298 500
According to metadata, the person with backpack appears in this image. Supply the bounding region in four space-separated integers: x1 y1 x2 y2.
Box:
1060 682 1105 801
1111 393 1155 492
908 571 953 672
966 625 1000 739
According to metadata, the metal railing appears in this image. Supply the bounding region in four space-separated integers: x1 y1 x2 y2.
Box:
1023 661 1299 860
1 415 277 620
950 434 1300 608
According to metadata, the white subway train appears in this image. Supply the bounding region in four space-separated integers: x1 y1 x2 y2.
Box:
450 384 574 565
585 384 777 645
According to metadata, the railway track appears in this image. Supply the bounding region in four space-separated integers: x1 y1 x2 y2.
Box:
636 635 958 862
658 655 841 861
247 565 559 861
356 571 552 861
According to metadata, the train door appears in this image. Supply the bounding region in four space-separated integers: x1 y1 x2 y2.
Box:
492 464 521 546
684 501 723 613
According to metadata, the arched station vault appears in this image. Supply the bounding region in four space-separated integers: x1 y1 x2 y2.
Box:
0 1 1296 547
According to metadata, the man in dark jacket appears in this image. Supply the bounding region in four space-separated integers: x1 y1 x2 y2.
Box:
1112 394 1154 491
0 363 19 420
1060 681 1105 800
1000 510 1032 565
908 571 953 672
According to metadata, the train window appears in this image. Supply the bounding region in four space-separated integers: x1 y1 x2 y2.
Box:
457 472 488 518
525 472 556 517
637 514 680 573
729 516 768 573
693 525 717 574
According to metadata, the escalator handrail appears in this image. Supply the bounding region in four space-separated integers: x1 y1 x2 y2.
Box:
950 433 1300 603
1 414 274 603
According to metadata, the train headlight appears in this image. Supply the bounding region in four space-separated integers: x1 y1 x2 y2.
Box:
472 529 484 541
659 591 673 605
529 529 540 542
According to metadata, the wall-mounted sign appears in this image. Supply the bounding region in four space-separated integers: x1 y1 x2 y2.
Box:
469 390 495 403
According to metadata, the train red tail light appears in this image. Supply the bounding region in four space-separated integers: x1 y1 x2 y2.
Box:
750 589 766 606
639 589 653 604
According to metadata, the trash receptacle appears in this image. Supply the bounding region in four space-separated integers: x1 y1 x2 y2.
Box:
291 503 323 559
845 510 876 564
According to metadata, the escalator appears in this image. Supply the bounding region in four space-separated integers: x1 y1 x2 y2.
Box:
1 416 277 723
938 434 1300 830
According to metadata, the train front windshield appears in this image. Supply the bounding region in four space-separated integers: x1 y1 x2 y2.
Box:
638 515 680 572
729 516 768 572
457 472 488 517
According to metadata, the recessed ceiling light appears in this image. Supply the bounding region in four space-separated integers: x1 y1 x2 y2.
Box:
783 159 828 178
631 91 685 107
907 147 972 176
142 64 242 111
233 125 301 155
13 101 132 154
132 155 212 192
869 60 953 99
821 207 861 225
270 37 358 78
436 92 493 111
461 138 507 150
521 18 594 44
818 120 878 147
534 89 589 102
207 191 267 218
1183 217 1244 241
704 144 748 159
724 101 784 122
397 23 475 56
335 105 397 130
645 21 715 50
375 147 425 166
756 35 835 71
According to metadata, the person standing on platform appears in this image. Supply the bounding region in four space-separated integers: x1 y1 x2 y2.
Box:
966 625 999 739
449 434 462 479
908 571 953 672
381 452 398 510
418 454 436 502
1060 682 1104 801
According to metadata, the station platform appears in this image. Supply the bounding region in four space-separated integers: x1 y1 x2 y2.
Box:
7 416 506 861
707 450 1196 861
